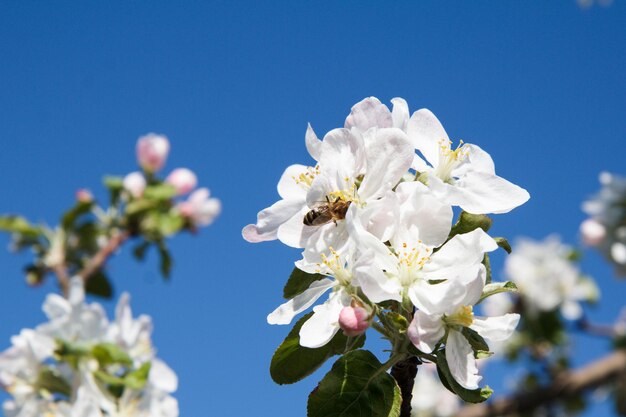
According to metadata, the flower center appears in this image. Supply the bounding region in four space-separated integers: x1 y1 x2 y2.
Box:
444 305 474 328
320 247 352 286
394 242 432 287
293 165 320 188
434 139 468 183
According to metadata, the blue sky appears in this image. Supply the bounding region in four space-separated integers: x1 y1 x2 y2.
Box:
0 1 625 416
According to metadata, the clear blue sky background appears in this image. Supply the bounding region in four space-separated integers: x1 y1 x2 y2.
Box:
0 1 625 416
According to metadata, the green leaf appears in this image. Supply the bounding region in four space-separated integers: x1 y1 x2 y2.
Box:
0 215 42 237
94 370 126 386
478 281 517 304
37 367 72 397
126 199 159 217
494 237 512 254
132 241 151 261
143 183 177 200
449 211 492 237
482 254 492 285
156 212 184 237
157 241 172 278
103 176 124 191
270 312 365 385
307 350 401 417
61 201 93 229
85 271 113 299
124 362 151 389
462 327 489 354
436 349 493 403
283 267 326 299
91 343 133 367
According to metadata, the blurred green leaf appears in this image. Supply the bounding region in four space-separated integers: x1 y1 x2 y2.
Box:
37 367 72 397
85 271 113 299
307 350 401 417
124 362 151 390
91 343 133 367
482 254 492 285
493 237 512 254
157 241 172 278
283 267 326 299
62 202 93 229
0 215 42 237
132 241 151 261
144 183 177 200
478 281 517 304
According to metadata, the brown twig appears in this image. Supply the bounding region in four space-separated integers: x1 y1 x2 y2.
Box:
457 350 626 417
77 231 130 284
51 264 71 297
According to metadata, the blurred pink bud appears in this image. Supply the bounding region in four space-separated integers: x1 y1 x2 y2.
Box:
75 189 93 203
580 218 606 246
166 168 198 195
338 305 370 337
136 133 170 172
123 172 147 198
177 188 221 227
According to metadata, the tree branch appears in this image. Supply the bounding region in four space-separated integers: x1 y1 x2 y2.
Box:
457 350 626 417
391 356 419 417
77 231 129 283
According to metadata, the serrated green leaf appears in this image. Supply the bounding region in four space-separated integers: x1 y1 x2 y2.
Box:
494 237 512 254
143 183 177 200
449 211 492 237
85 271 113 299
283 267 326 299
270 312 365 385
0 216 42 237
92 343 133 367
124 362 151 389
61 202 93 229
478 281 518 304
307 350 401 417
436 349 493 403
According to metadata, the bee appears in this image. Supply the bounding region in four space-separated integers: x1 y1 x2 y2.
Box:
303 197 351 226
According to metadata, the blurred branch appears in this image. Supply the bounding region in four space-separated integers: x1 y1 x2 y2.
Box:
457 350 626 417
392 356 419 417
577 317 619 338
77 231 129 284
51 264 71 297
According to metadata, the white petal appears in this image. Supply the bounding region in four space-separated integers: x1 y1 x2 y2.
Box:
149 358 178 393
344 97 393 132
453 171 530 214
305 124 322 161
357 190 399 242
277 164 311 200
358 128 413 201
299 291 348 348
353 253 403 303
446 329 482 390
452 144 495 177
409 279 466 316
42 294 71 320
560 301 583 320
470 314 520 341
407 310 445 353
242 198 305 243
276 206 317 248
407 109 448 167
267 278 335 325
425 228 497 277
391 97 409 130
318 128 365 189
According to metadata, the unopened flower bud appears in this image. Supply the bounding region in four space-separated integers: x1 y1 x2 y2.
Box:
338 305 370 337
177 188 221 227
136 133 170 172
580 218 606 246
75 188 93 203
166 168 198 195
123 172 147 199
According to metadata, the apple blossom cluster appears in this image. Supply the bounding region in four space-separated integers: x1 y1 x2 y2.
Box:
580 172 626 276
0 278 178 417
243 97 530 412
125 133 221 228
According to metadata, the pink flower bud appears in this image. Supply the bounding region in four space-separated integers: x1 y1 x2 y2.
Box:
177 188 221 227
580 218 606 246
75 189 93 203
166 168 198 195
136 133 170 172
123 172 147 198
338 305 370 337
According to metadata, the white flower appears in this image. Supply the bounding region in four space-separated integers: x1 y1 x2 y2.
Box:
410 365 460 417
37 277 109 344
407 276 520 390
504 236 599 320
178 188 221 227
43 228 66 269
136 133 169 173
123 172 147 199
406 109 529 214
105 293 153 364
